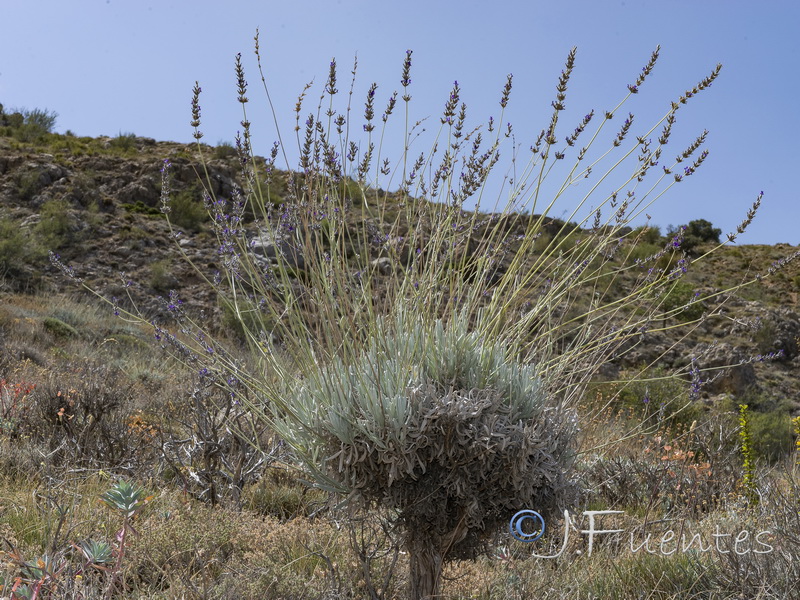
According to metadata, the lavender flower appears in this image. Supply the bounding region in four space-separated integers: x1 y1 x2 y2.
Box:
190 82 203 140
325 58 338 95
48 252 83 282
499 74 513 108
159 159 172 214
235 53 248 104
688 358 703 401
400 49 413 96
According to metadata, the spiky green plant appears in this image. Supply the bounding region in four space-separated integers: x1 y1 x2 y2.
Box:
76 539 114 566
99 480 150 517
99 480 151 596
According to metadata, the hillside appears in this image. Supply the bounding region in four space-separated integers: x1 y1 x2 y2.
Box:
2 131 798 408
2 128 800 598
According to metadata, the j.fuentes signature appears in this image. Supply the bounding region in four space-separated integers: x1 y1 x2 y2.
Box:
510 509 774 557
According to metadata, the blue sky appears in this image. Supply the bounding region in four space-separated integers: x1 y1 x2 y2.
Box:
1 0 798 245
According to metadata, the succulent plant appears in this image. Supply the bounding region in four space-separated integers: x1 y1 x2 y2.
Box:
99 480 151 518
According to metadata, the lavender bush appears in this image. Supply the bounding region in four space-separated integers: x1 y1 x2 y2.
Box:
62 34 783 599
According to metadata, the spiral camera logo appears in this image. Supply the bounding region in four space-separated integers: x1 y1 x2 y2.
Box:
509 509 545 543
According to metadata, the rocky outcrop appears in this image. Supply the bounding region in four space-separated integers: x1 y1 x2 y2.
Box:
694 342 758 396
250 229 306 270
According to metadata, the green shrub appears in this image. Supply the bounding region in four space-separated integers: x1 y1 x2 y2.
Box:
15 168 45 201
167 188 207 232
749 410 794 462
121 200 162 216
217 295 276 343
35 199 77 249
626 241 662 263
597 367 702 432
671 218 722 254
1 107 59 142
108 131 138 154
686 218 721 243
22 108 58 133
661 279 705 322
213 140 237 159
739 283 767 303
42 316 78 338
0 217 36 275
149 258 177 293
728 393 794 472
0 105 24 128
243 473 327 519
632 224 662 245
753 319 778 355
47 134 93 157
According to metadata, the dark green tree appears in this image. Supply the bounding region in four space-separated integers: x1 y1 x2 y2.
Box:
669 219 721 254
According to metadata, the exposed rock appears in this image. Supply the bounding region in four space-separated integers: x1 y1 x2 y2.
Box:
767 308 800 360
371 256 394 275
696 342 758 396
250 229 305 269
23 160 68 187
617 331 683 369
117 177 159 206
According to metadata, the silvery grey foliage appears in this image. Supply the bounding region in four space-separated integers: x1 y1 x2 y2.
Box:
274 306 579 566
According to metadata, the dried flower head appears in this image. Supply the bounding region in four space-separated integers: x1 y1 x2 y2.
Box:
190 81 203 140
728 191 763 241
401 49 413 100
628 45 661 93
499 73 513 108
441 81 461 125
325 57 338 95
235 53 248 104
613 113 634 147
364 82 378 132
